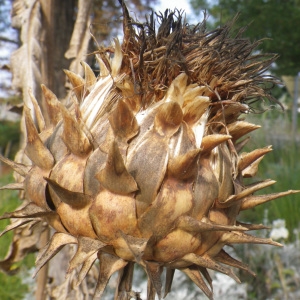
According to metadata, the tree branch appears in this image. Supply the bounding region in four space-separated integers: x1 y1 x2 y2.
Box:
0 35 18 44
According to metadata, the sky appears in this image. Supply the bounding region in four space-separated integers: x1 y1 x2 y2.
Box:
155 0 198 23
156 0 194 14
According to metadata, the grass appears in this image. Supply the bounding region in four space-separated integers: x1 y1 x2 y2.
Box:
259 142 300 238
0 173 19 255
0 121 20 159
239 110 300 242
0 172 35 300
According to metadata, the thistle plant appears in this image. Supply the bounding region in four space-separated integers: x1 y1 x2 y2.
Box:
0 2 298 299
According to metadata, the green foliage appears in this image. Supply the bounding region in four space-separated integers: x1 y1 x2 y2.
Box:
190 0 300 76
0 172 34 300
240 112 300 242
0 273 29 300
256 140 300 240
0 173 19 258
0 121 20 159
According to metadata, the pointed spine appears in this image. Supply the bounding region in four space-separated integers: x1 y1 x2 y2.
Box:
236 221 270 230
67 236 105 274
0 154 31 176
177 215 248 233
224 121 261 140
119 232 148 263
240 190 300 210
0 219 33 238
221 231 283 247
199 267 213 290
96 141 138 194
163 73 188 106
183 96 210 126
201 134 232 155
183 85 207 105
33 233 77 278
41 84 62 126
60 103 92 156
235 136 251 153
0 182 24 190
94 252 127 299
64 69 87 102
24 106 54 169
215 249 256 276
108 99 139 143
114 263 135 300
238 146 272 172
81 61 96 89
144 261 163 299
154 101 183 137
75 252 98 286
111 38 123 77
167 149 201 180
171 73 188 97
0 202 46 220
163 268 175 298
45 178 91 208
219 179 276 206
242 156 265 178
28 88 45 132
181 266 213 300
181 253 241 283
96 54 110 77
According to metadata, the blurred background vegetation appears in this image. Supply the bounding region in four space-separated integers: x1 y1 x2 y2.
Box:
0 0 300 299
191 0 300 76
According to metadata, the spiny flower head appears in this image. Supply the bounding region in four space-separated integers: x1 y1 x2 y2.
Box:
0 2 298 299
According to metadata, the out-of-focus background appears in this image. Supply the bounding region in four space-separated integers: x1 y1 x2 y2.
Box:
0 1 300 299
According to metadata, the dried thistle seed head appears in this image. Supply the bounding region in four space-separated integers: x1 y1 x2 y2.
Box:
0 2 298 300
